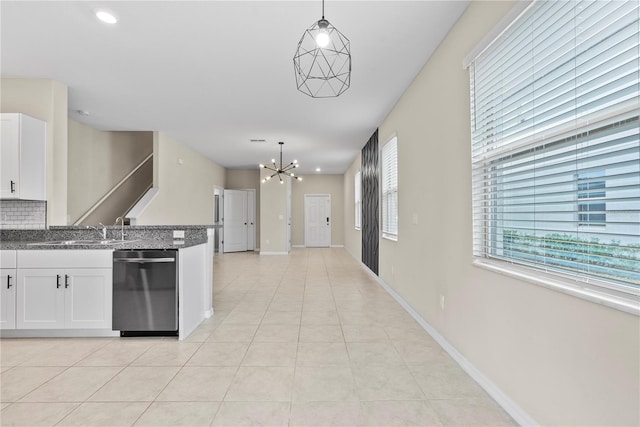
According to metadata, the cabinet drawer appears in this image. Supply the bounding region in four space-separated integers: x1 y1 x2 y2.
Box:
0 250 17 269
17 250 112 269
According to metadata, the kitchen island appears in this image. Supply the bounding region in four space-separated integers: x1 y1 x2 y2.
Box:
0 225 218 340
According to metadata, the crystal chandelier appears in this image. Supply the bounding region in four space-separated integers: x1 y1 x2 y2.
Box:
293 0 351 98
260 142 302 184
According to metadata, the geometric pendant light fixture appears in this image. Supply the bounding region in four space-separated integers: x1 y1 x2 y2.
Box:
293 0 351 98
260 142 302 184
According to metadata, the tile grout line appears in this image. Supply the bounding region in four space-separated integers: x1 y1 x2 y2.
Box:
324 248 363 416
211 263 279 426
288 247 309 426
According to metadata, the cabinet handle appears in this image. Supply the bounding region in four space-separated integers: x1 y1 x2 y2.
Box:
6 275 12 289
10 180 15 193
56 274 61 289
65 274 70 288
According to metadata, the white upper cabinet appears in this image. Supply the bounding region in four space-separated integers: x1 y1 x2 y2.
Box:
0 113 46 200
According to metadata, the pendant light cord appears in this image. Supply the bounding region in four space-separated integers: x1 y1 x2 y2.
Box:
321 0 324 19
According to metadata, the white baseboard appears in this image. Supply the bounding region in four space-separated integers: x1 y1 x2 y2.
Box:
0 329 120 338
292 245 344 248
259 251 289 255
204 308 214 318
348 252 537 427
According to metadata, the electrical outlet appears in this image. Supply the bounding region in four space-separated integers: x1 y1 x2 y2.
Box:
173 230 185 239
440 295 445 310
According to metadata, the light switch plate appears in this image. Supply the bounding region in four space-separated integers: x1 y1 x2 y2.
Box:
173 230 185 239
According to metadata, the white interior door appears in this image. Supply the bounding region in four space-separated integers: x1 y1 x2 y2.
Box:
304 194 331 247
223 190 248 252
287 180 292 251
247 189 256 251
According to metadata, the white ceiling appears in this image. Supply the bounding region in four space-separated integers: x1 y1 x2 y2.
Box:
1 1 468 175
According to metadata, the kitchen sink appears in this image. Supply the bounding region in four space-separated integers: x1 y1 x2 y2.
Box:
28 239 139 246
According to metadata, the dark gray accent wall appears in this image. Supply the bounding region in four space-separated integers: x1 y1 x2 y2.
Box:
361 130 379 275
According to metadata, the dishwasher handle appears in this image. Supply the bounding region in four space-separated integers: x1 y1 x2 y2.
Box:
114 257 175 263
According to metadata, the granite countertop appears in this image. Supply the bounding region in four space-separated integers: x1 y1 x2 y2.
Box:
0 238 208 251
0 224 214 250
49 224 222 230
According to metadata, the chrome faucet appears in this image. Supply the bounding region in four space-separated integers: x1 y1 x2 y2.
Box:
115 217 127 241
86 223 107 239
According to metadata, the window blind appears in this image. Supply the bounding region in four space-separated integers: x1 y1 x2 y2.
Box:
470 0 640 294
355 170 362 229
381 137 398 238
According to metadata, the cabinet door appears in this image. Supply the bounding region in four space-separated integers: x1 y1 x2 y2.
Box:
64 269 112 329
0 269 16 329
0 115 20 199
16 269 65 329
17 114 46 201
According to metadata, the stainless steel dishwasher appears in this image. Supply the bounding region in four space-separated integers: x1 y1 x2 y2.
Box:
112 249 178 336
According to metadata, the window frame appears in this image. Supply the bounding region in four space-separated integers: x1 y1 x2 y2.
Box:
381 136 398 241
355 169 362 230
467 0 640 315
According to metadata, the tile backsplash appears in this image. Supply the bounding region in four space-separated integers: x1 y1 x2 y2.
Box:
0 200 47 229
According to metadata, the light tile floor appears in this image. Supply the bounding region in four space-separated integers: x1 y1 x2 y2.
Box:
0 248 516 426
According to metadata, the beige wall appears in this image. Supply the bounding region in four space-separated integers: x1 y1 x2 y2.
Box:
137 132 225 225
226 169 261 248
344 1 640 425
67 119 152 224
291 174 344 247
259 167 288 253
343 152 361 259
1 78 68 225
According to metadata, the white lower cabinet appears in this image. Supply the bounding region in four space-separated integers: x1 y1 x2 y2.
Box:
17 269 64 329
16 268 112 329
0 268 17 329
15 250 112 330
65 268 112 329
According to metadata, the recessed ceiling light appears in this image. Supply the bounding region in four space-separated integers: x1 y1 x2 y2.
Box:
96 10 117 24
75 109 90 116
315 167 321 172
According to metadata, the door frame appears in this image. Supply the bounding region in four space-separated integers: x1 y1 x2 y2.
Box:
304 194 331 247
213 186 224 253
